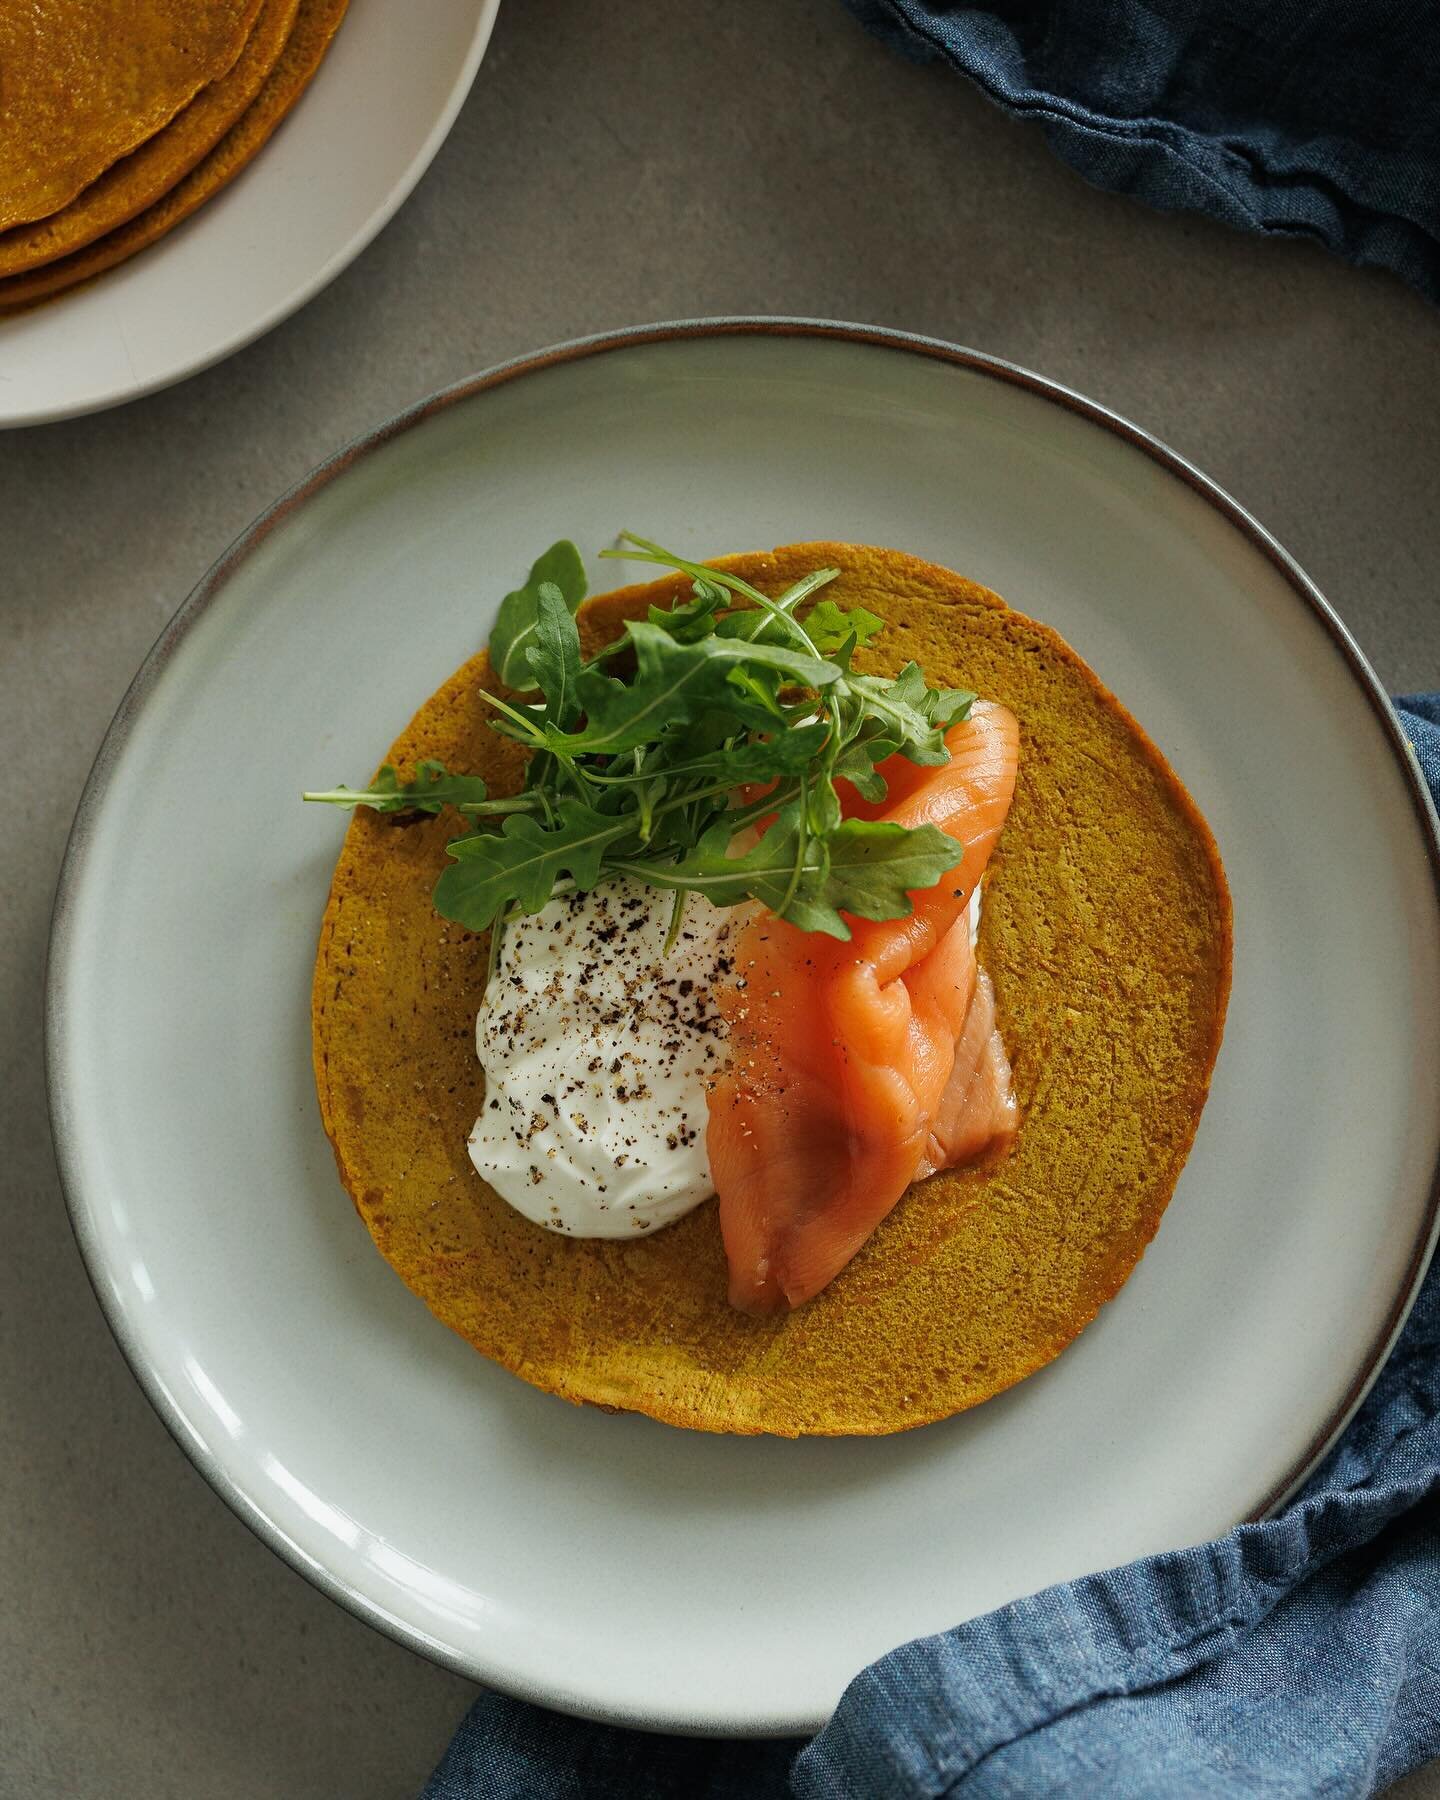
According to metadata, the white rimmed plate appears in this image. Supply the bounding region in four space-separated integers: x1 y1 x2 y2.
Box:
0 0 501 429
47 322 1440 1734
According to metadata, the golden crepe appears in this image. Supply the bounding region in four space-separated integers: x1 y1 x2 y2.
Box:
0 0 264 231
0 0 301 279
0 0 349 311
312 544 1232 1436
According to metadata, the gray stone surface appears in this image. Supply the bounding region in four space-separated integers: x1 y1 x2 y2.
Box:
2 0 1438 1794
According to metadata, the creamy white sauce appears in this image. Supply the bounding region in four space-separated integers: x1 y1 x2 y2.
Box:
469 874 983 1238
468 878 739 1236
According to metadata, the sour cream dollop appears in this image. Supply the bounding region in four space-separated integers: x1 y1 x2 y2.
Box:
468 878 740 1236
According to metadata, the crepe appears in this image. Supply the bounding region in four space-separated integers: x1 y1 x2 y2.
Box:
0 0 264 231
0 0 301 279
311 544 1232 1436
0 0 349 311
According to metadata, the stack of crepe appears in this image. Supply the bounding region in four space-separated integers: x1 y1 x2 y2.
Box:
0 0 349 311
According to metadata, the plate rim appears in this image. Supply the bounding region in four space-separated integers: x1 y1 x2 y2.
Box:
44 316 1440 1731
0 0 504 431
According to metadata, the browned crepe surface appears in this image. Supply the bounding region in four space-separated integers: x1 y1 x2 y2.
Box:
311 544 1232 1436
0 0 301 278
0 0 263 230
0 0 349 310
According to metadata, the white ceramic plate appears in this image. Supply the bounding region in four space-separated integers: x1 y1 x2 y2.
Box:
0 0 500 429
48 323 1440 1735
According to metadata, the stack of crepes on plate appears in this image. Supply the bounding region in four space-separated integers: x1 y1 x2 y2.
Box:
0 0 349 311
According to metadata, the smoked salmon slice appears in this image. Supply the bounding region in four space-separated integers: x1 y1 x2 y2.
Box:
707 700 1020 1314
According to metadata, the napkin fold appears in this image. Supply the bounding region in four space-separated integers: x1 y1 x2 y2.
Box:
840 0 1440 303
424 698 1440 1800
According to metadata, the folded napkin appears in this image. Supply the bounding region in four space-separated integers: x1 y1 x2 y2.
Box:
424 697 1440 1800
841 1 1440 303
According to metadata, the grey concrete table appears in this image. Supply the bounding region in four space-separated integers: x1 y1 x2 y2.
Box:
4 2 1438 1795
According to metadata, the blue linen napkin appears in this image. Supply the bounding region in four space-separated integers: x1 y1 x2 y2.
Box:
840 1 1440 303
424 698 1440 1800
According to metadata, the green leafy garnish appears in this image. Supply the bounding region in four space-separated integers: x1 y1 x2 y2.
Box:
612 805 968 940
538 626 841 761
305 534 977 943
303 759 492 816
528 582 583 729
801 598 885 655
488 540 587 691
435 798 619 921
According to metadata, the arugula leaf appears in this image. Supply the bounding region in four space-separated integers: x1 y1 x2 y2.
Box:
818 817 967 919
526 581 583 729
651 708 737 763
706 722 831 781
723 662 787 725
303 759 490 815
616 804 965 940
557 624 840 757
489 541 587 691
801 598 885 655
921 682 978 732
434 799 624 928
830 740 889 803
309 533 988 948
844 662 971 765
716 567 842 644
649 583 726 643
805 776 843 837
586 722 829 788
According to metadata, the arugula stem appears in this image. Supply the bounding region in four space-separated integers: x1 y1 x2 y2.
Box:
303 787 374 807
636 782 657 842
576 749 746 788
301 786 536 817
455 794 545 816
606 858 786 902
605 535 836 662
721 784 800 834
557 755 599 805
474 686 550 744
663 890 688 952
484 908 507 992
649 775 749 819
776 775 809 918
770 566 843 616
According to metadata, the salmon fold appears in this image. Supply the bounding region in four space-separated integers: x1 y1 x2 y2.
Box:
706 700 1021 1314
